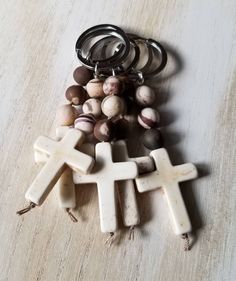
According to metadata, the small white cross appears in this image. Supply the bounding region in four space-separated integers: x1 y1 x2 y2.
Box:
34 126 72 164
135 148 198 235
25 129 95 206
113 140 155 227
73 142 138 233
34 126 95 210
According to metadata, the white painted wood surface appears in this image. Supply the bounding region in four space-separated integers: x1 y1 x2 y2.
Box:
0 1 236 280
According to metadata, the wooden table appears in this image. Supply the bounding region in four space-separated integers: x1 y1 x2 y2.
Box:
0 1 236 280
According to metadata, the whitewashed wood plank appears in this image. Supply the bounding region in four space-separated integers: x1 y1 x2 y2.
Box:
0 0 236 281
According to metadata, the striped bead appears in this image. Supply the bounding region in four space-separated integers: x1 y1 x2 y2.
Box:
74 114 96 134
82 98 101 118
138 108 160 129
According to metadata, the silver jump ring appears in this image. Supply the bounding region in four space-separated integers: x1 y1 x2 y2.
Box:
88 36 140 74
143 38 168 79
86 36 126 65
86 34 167 81
127 35 167 79
75 24 130 71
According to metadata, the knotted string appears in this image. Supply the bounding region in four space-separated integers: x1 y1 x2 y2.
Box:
16 202 36 215
181 233 190 251
65 208 78 223
105 232 115 247
128 226 135 240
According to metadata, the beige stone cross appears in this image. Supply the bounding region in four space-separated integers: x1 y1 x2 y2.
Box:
73 142 138 233
34 126 95 211
113 140 155 227
135 148 198 235
25 129 94 206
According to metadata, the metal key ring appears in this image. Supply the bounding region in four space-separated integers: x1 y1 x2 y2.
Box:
87 35 140 73
77 31 127 69
75 24 130 71
86 35 126 65
127 35 168 79
93 34 167 77
143 39 168 78
87 34 167 81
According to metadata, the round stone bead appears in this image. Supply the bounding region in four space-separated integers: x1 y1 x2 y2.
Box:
72 104 83 116
73 66 93 86
101 95 126 118
123 114 138 125
113 118 129 139
94 119 114 142
65 85 87 105
135 85 155 106
119 75 136 98
82 98 102 118
138 107 160 129
86 78 105 98
142 129 163 150
74 114 96 134
103 76 123 95
56 104 77 126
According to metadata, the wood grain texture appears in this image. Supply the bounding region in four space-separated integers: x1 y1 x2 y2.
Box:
0 0 236 280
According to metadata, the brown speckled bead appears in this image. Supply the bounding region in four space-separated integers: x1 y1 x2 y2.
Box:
142 129 163 150
113 118 129 140
65 85 87 105
94 119 114 142
73 66 93 86
118 75 136 113
119 75 135 98
103 76 123 95
56 104 77 126
86 78 105 98
72 104 83 116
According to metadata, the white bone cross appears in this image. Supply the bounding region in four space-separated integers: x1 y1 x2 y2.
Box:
135 148 198 235
73 142 138 233
34 126 95 210
112 140 155 227
25 129 95 206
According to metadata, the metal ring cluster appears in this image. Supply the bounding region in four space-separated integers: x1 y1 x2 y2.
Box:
75 24 167 81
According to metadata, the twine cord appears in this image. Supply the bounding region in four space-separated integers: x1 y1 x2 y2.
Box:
105 232 115 247
181 233 190 251
16 202 36 215
65 208 78 223
128 226 135 240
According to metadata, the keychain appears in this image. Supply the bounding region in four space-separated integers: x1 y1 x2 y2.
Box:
17 24 198 251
